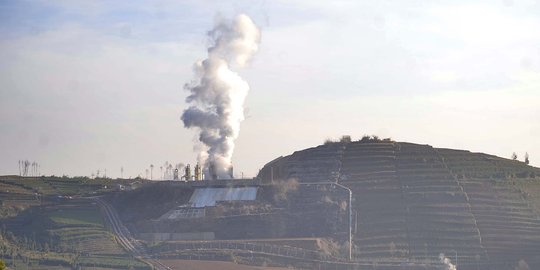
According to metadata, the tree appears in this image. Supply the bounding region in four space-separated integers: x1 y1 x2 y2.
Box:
512 152 518 160
21 160 30 176
525 152 530 165
340 135 352 143
164 162 169 179
160 166 163 180
0 259 5 270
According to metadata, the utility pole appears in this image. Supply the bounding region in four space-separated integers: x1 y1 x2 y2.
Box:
334 182 353 261
451 250 458 269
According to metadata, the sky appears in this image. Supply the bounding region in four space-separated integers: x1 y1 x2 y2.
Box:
1 0 539 178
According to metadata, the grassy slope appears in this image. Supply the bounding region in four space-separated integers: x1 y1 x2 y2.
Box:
0 176 149 269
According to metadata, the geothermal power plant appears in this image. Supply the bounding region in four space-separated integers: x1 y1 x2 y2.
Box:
106 139 540 270
2 12 539 270
105 14 540 269
175 162 233 181
3 139 539 270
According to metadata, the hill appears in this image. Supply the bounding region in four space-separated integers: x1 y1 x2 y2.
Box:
1 140 540 270
0 176 149 269
257 140 540 269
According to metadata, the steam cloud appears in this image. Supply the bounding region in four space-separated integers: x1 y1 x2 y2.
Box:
439 253 457 270
182 14 261 178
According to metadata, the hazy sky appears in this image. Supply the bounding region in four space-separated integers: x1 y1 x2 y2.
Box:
1 0 539 178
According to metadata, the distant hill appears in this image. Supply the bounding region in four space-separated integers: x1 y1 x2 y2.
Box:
257 140 540 269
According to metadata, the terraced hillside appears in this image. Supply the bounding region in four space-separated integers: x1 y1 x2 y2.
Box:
0 176 150 269
258 140 540 269
438 149 540 267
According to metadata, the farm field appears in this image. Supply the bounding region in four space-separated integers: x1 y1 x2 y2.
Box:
0 176 149 269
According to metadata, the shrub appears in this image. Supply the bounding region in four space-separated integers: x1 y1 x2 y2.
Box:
340 135 352 143
512 152 518 160
323 138 336 145
358 135 392 143
271 178 299 201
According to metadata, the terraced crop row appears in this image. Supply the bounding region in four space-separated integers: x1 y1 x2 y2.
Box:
398 143 486 265
255 141 540 269
439 149 540 265
282 143 345 183
340 142 410 260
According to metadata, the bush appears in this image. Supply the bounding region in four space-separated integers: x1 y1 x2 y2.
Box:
323 138 336 145
358 135 392 143
340 135 352 143
271 178 299 201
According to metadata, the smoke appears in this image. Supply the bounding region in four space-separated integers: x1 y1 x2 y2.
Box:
181 14 261 178
515 259 530 270
439 253 457 270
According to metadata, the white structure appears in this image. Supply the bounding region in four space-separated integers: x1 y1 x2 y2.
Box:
188 187 257 207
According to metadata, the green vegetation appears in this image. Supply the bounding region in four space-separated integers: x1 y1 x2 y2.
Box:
108 182 193 222
324 134 393 145
0 176 150 269
49 208 103 227
0 175 144 219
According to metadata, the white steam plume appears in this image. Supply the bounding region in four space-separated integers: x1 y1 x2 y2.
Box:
181 14 260 179
439 253 457 270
